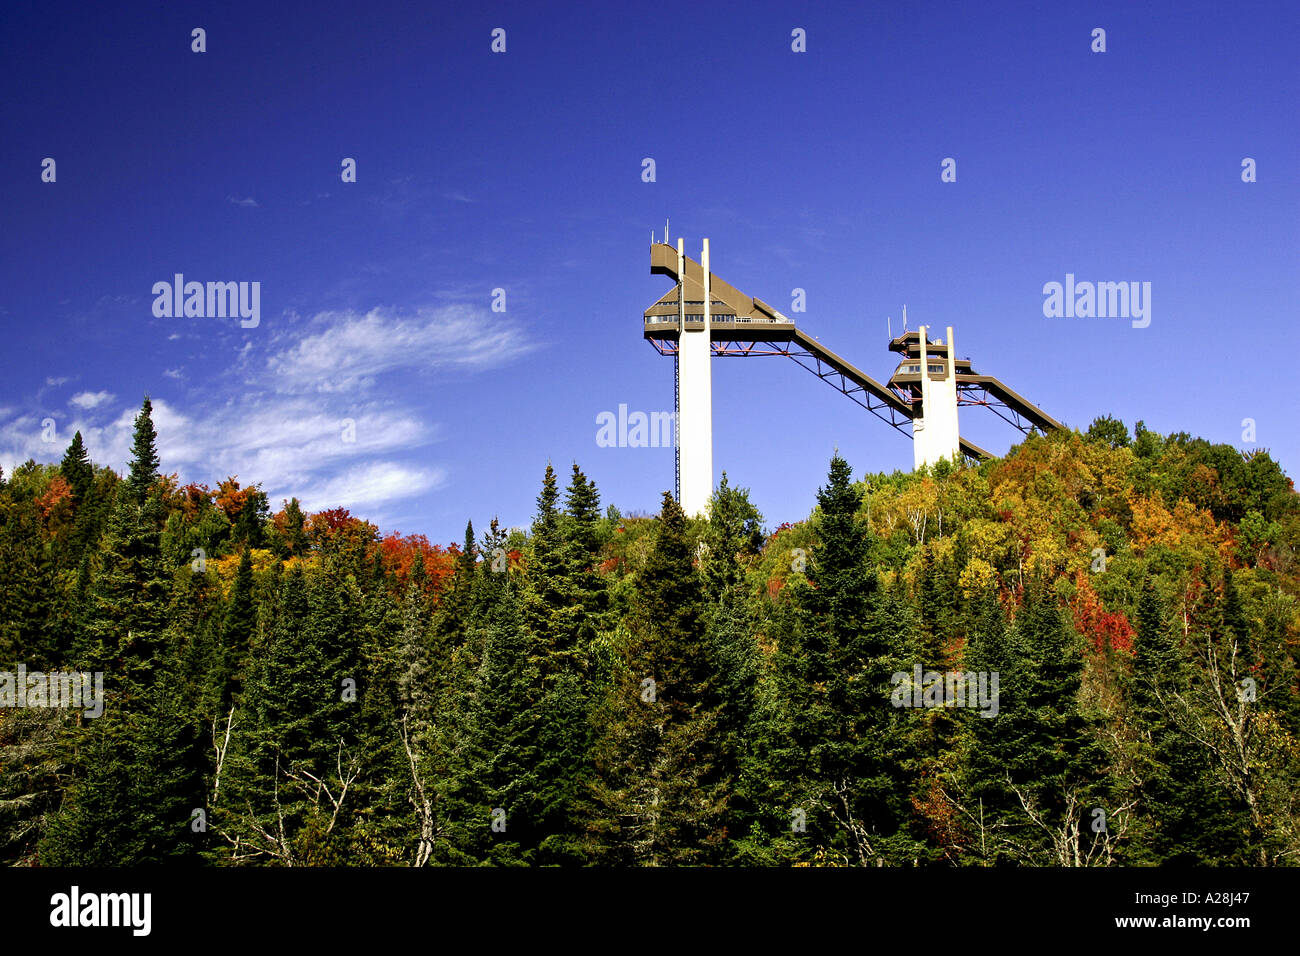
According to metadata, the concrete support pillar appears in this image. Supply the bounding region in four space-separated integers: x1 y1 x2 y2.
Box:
912 325 961 469
677 238 713 516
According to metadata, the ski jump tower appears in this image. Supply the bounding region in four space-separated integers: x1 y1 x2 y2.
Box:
643 237 1063 515
893 323 961 469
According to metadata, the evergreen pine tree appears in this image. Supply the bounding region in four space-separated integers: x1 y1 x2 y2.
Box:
767 455 915 864
560 462 610 652
438 520 477 645
219 548 258 704
283 497 309 556
699 472 763 601
217 566 360 864
962 577 1110 864
523 464 579 671
81 399 169 691
124 396 160 507
1127 575 1249 863
59 431 94 504
583 492 728 865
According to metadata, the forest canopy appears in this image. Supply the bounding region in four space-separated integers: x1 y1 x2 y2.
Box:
1 397 1297 866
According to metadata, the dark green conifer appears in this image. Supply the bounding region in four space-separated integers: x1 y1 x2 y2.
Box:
59 430 94 503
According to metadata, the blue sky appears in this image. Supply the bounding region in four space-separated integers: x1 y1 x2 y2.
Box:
2 0 1297 544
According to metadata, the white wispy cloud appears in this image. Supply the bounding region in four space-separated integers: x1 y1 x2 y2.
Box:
159 401 430 490
1 304 533 520
45 376 69 387
267 304 535 393
226 196 259 208
1 398 189 482
69 390 115 409
293 461 447 512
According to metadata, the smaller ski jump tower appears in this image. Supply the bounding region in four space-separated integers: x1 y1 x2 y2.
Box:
899 322 961 469
642 236 1062 516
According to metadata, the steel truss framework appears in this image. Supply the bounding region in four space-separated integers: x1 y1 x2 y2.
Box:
954 382 1044 437
650 336 913 434
648 335 1034 463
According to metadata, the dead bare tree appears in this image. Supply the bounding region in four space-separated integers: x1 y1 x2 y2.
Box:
940 789 1034 864
217 753 294 866
283 741 362 838
210 705 235 806
213 742 362 866
1159 621 1271 864
1011 781 1135 866
400 712 445 867
836 781 876 866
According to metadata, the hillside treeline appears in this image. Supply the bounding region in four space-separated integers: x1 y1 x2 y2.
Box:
1 400 1297 866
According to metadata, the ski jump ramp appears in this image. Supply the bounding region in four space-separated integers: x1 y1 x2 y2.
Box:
642 239 1063 515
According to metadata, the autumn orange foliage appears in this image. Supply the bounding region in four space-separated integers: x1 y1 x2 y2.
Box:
374 532 456 598
175 481 215 518
1069 569 1135 654
215 477 259 522
35 475 73 523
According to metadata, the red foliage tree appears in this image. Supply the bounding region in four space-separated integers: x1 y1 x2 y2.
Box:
306 507 379 556
1069 569 1135 654
373 531 456 599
